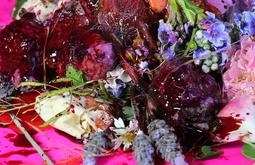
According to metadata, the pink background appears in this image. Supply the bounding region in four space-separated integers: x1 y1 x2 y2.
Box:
0 0 254 164
0 0 15 27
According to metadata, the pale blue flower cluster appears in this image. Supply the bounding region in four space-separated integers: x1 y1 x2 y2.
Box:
234 11 255 36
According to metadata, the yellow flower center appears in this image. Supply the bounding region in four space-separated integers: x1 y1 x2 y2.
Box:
122 132 135 143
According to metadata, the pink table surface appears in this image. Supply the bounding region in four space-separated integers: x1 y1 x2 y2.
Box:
0 0 254 165
0 0 15 27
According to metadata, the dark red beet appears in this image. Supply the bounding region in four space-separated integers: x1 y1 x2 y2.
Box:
81 0 161 49
46 1 115 80
0 14 46 84
151 59 222 132
0 1 116 84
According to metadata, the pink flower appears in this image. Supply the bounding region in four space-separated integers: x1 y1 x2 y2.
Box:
224 36 255 99
207 0 235 14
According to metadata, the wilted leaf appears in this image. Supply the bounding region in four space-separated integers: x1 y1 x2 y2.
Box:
242 143 255 160
197 146 223 160
13 0 27 18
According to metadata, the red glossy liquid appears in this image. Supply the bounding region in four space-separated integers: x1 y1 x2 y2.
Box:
216 117 242 139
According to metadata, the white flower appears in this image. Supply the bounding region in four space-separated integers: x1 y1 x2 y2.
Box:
110 118 138 151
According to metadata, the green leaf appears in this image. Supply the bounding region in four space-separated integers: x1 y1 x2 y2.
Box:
66 65 87 87
242 143 255 160
123 106 133 120
198 146 223 160
98 80 113 103
13 0 27 18
169 0 205 24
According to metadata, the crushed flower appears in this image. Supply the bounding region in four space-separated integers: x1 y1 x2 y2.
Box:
104 67 131 97
110 118 138 151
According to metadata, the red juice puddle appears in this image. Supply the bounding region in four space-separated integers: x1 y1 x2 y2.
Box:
216 116 242 139
4 133 15 139
6 160 23 165
9 132 36 148
0 150 37 158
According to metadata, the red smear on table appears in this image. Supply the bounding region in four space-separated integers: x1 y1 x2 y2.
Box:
0 92 83 165
216 117 242 139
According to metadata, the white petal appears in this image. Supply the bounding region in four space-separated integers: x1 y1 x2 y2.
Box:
114 118 125 128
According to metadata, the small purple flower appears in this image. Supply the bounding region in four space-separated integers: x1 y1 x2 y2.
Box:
138 61 149 71
193 49 211 59
163 45 175 60
106 79 126 97
104 68 131 97
158 20 177 45
203 23 231 50
201 12 221 29
184 23 191 34
234 11 255 36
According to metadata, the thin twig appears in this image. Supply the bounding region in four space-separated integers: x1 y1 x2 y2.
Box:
9 112 54 165
43 28 50 88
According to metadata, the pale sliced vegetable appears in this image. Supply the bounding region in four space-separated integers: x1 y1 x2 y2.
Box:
16 0 72 21
35 92 113 139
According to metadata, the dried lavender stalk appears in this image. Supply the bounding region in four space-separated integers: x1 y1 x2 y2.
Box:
147 120 188 165
83 132 112 165
0 74 14 99
133 131 155 165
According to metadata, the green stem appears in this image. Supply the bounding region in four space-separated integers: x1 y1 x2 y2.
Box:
98 80 113 103
183 27 197 57
43 28 50 88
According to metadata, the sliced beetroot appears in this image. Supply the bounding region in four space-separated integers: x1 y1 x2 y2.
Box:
0 14 46 83
0 1 116 84
150 59 222 132
46 1 116 80
85 0 161 48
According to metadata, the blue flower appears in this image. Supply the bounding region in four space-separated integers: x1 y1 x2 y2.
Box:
203 23 231 50
193 49 211 59
138 61 149 71
106 79 126 97
201 12 221 29
104 68 131 97
163 45 175 60
158 20 177 45
235 11 255 36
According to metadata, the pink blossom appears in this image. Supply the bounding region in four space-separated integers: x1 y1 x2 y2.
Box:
224 36 255 99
